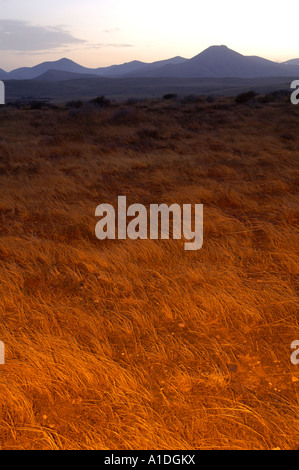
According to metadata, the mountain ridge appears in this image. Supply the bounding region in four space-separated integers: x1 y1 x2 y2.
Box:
1 46 299 80
2 56 187 80
124 46 299 78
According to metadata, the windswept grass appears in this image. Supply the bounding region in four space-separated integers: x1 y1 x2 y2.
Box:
0 94 298 449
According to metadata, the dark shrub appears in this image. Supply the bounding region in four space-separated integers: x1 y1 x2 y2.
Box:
258 90 290 104
235 91 257 104
89 96 111 107
29 101 46 110
6 101 22 109
163 93 178 100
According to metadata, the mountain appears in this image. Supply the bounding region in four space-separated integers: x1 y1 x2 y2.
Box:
118 56 187 76
7 58 101 80
3 56 188 80
35 69 100 81
125 45 299 78
281 58 299 66
0 68 8 80
94 60 146 77
1 46 299 81
95 57 187 77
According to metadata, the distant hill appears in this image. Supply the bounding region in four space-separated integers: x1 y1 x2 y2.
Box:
96 57 187 77
3 56 188 80
125 46 299 78
282 58 299 66
1 46 299 82
7 58 100 80
35 69 100 81
94 60 147 77
119 56 187 77
0 68 8 80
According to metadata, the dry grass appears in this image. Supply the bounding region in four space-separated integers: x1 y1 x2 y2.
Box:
0 95 298 450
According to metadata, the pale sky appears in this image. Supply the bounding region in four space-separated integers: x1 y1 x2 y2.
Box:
0 0 297 71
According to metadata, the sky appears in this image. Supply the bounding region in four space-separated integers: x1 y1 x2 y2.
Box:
0 0 298 71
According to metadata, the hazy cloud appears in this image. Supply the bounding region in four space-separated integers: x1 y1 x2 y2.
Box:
103 27 121 34
87 43 135 48
0 19 86 51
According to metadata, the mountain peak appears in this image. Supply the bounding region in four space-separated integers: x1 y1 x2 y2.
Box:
209 45 228 49
204 45 230 51
56 58 77 64
189 45 240 63
201 45 236 54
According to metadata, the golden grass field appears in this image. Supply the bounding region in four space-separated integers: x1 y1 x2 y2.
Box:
0 93 298 450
